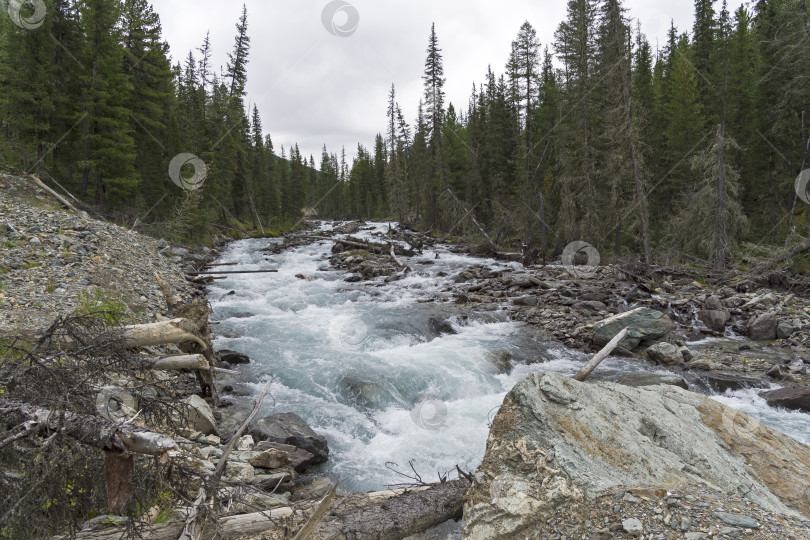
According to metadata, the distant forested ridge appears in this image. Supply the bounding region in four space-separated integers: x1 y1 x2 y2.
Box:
1 0 809 267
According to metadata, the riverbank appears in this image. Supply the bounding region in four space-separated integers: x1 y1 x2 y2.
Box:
2 173 809 537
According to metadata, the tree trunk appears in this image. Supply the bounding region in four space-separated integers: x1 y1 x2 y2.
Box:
715 123 728 271
103 451 133 515
619 22 651 264
57 479 470 540
312 478 469 539
786 111 809 244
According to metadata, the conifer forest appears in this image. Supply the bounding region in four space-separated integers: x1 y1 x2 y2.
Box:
1 0 810 268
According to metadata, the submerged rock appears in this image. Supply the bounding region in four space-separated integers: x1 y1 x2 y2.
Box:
218 349 250 364
592 307 674 349
428 317 457 336
488 349 514 374
759 387 810 413
462 372 810 539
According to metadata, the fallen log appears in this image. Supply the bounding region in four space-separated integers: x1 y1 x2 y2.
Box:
148 354 209 371
121 319 207 350
312 478 470 539
186 270 279 276
1 401 177 456
55 478 469 540
574 327 630 382
28 174 78 212
304 235 416 257
51 507 295 540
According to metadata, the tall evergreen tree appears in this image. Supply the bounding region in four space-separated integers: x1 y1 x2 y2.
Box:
554 0 599 242
78 0 137 211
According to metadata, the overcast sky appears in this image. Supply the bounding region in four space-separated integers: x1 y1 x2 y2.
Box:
156 0 748 164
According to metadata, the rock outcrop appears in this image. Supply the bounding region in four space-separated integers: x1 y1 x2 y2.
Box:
462 372 810 539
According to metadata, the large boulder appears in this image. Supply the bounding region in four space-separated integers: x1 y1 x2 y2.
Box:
699 296 730 332
462 372 810 539
250 413 328 465
591 307 674 349
699 309 730 333
759 387 810 413
747 313 778 340
645 342 684 366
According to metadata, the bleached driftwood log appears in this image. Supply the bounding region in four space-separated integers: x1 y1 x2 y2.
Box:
121 319 207 350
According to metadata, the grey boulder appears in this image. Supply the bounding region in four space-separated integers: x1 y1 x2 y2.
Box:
592 307 674 349
250 413 328 465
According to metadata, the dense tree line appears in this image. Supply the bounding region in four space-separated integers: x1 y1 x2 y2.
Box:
378 0 810 267
0 0 371 242
2 0 809 267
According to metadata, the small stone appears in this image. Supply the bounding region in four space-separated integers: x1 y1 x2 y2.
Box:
513 295 539 307
713 512 760 529
787 360 806 375
224 461 255 482
250 448 289 469
646 342 684 366
680 516 692 531
777 321 796 339
622 517 644 536
623 492 639 503
29 236 41 244
236 434 255 451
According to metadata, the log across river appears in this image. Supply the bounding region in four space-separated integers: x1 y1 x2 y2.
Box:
207 222 810 493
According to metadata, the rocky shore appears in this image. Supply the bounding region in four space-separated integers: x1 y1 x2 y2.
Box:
317 222 810 395
2 176 809 539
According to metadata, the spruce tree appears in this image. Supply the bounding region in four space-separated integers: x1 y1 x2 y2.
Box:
554 0 599 242
78 0 137 211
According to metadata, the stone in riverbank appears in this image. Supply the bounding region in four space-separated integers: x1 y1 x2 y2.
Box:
254 441 317 472
748 312 779 340
250 412 329 465
462 372 810 539
592 307 674 349
645 342 684 366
